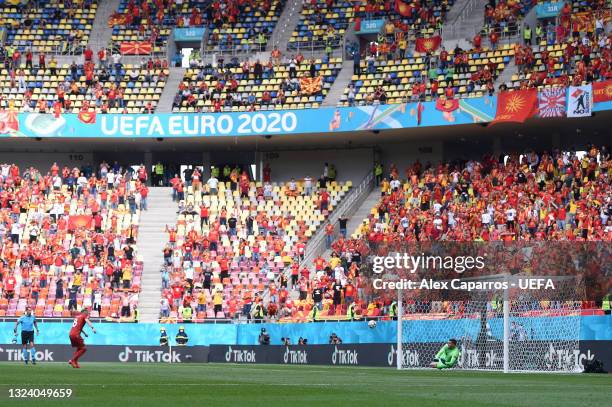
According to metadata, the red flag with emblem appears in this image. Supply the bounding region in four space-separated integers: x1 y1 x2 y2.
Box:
300 76 322 95
417 101 425 125
415 36 442 53
0 108 19 134
120 42 152 55
435 97 459 112
68 215 93 231
593 80 612 103
78 110 97 124
491 89 538 125
395 0 412 17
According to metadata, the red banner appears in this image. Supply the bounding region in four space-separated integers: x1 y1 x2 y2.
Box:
415 36 441 53
593 80 612 103
435 97 459 112
78 110 96 124
416 101 424 126
395 0 412 17
0 109 19 134
68 215 93 231
491 89 538 125
120 42 152 55
108 14 127 27
300 76 322 95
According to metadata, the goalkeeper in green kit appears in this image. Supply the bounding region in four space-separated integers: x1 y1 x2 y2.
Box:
430 339 460 369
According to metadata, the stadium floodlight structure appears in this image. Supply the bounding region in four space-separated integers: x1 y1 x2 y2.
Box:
396 275 583 373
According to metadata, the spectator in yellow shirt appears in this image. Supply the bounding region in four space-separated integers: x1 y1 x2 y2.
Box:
196 290 207 313
122 265 132 290
213 290 223 317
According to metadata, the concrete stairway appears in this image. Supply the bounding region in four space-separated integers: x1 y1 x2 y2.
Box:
442 0 486 45
319 187 381 261
155 67 186 113
267 0 303 52
137 187 176 322
322 60 353 107
87 0 120 50
344 188 381 238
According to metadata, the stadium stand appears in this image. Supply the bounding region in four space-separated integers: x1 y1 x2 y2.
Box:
288 0 354 51
159 167 351 321
269 146 612 322
173 56 343 111
289 0 454 52
354 0 453 38
0 162 147 320
482 0 532 41
507 31 611 90
0 57 168 113
0 0 609 328
109 0 287 55
0 0 97 54
109 0 172 55
205 0 288 54
339 43 514 106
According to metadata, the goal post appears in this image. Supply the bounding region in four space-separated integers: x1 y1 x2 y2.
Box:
396 275 583 373
396 287 403 370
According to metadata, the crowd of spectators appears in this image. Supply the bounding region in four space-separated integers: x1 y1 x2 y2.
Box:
483 0 532 41
319 146 611 318
173 52 341 112
0 44 168 113
508 29 612 90
158 162 350 322
109 0 286 54
203 146 611 323
0 162 150 319
0 0 97 54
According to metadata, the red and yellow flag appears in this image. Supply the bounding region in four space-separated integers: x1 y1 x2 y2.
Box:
78 110 97 124
300 76 322 95
395 0 412 17
120 42 152 55
435 97 459 113
415 36 442 53
491 89 538 125
68 215 93 231
593 80 612 103
108 14 127 27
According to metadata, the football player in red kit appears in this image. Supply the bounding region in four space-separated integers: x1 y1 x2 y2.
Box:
68 308 96 368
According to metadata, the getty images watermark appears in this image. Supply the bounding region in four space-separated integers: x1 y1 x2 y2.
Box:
371 252 557 292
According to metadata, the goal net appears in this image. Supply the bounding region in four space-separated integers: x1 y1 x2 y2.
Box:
396 276 583 372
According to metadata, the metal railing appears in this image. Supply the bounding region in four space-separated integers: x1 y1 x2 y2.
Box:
301 170 374 268
259 172 374 305
158 314 392 324
286 36 347 59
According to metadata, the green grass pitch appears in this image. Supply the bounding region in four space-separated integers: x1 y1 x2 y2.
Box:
0 362 610 406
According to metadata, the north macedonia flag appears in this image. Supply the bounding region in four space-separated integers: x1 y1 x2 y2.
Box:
415 36 442 53
120 42 152 55
491 89 538 125
593 80 612 103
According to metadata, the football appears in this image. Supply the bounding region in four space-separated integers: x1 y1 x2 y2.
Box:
368 320 377 329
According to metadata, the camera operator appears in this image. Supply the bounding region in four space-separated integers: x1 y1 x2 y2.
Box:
258 328 270 345
329 332 342 344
